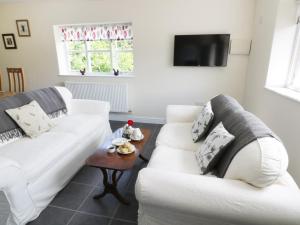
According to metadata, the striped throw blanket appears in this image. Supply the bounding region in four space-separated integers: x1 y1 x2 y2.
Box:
0 87 67 144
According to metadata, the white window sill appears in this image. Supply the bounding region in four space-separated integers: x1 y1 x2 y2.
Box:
265 86 300 104
58 72 135 78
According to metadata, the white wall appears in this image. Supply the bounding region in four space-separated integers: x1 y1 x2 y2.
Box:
244 0 300 185
0 0 255 119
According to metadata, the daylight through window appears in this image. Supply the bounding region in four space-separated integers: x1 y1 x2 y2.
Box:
56 23 134 76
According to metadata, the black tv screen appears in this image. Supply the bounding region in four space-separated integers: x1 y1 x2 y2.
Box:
173 34 230 67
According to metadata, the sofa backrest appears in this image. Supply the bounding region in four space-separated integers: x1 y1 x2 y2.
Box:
54 86 73 113
209 94 276 178
0 87 68 145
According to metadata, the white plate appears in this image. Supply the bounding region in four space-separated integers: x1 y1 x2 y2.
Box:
130 134 144 141
112 138 129 146
117 146 136 155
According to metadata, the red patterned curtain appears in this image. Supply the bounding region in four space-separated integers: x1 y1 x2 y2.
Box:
59 23 133 41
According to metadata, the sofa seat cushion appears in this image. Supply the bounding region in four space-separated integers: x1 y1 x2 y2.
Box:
0 114 107 183
51 114 105 139
0 132 77 182
156 123 202 151
148 146 201 175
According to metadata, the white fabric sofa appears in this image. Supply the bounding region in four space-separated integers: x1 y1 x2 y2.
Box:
0 87 112 225
135 105 300 225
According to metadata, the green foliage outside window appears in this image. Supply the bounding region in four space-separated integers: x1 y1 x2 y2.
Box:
69 53 87 71
67 40 134 74
118 52 134 72
67 41 85 51
91 53 112 72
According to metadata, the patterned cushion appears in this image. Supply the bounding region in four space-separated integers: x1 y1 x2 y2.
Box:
191 102 214 142
195 122 235 175
5 101 55 138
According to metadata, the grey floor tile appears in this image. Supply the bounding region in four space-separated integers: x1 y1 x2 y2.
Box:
79 189 119 217
50 183 93 210
114 193 138 223
27 206 74 225
72 166 102 186
110 219 137 225
68 213 110 225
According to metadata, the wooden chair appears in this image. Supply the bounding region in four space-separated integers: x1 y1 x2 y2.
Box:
0 69 2 92
7 68 25 93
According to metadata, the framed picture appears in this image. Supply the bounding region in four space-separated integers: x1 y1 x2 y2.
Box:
16 19 31 37
2 34 17 49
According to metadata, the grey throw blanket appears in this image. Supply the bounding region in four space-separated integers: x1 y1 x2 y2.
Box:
0 87 67 143
209 94 276 178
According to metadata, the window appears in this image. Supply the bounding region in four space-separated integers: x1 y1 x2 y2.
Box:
55 23 134 76
288 18 300 91
287 3 300 91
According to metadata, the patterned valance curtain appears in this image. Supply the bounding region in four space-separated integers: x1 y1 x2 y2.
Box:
59 23 133 41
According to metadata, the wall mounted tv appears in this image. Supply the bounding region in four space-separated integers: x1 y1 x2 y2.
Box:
173 34 230 67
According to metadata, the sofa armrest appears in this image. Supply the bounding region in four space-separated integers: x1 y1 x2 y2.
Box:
0 156 37 225
0 156 23 188
70 99 110 119
136 168 300 225
166 105 202 123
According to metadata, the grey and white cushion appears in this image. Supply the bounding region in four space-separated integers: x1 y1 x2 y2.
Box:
195 122 235 175
192 102 214 142
5 100 55 138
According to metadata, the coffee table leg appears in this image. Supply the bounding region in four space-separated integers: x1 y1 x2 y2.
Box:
111 170 130 205
139 154 149 163
93 168 130 205
93 168 109 199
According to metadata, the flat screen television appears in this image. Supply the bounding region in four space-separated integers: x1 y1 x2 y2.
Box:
173 34 230 67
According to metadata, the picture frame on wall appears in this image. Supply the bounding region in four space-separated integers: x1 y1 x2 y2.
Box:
2 33 17 49
16 19 31 37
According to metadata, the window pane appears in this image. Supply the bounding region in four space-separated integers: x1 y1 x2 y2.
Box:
69 53 87 71
113 40 133 50
89 40 111 50
67 41 85 51
291 69 300 90
118 52 134 72
90 52 112 72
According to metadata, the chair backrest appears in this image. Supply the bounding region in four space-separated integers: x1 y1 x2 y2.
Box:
7 68 25 93
0 70 2 92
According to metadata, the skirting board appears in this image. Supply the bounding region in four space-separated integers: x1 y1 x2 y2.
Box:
109 113 165 124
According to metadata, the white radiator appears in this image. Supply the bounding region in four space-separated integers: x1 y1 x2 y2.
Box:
64 81 129 113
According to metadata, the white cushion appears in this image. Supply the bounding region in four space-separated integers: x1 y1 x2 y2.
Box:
156 123 202 151
0 132 76 182
225 137 289 188
6 101 55 138
148 145 201 175
195 122 235 175
191 101 214 142
51 114 105 139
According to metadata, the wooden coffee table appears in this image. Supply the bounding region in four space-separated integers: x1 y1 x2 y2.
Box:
86 128 151 205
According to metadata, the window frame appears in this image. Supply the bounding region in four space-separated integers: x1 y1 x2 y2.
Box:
286 0 300 91
64 39 134 76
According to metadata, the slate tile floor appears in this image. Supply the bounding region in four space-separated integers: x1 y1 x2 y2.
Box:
28 121 162 225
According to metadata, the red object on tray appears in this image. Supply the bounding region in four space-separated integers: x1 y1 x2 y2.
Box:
127 120 134 126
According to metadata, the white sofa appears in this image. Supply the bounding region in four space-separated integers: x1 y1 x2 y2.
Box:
135 105 300 225
0 87 112 225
